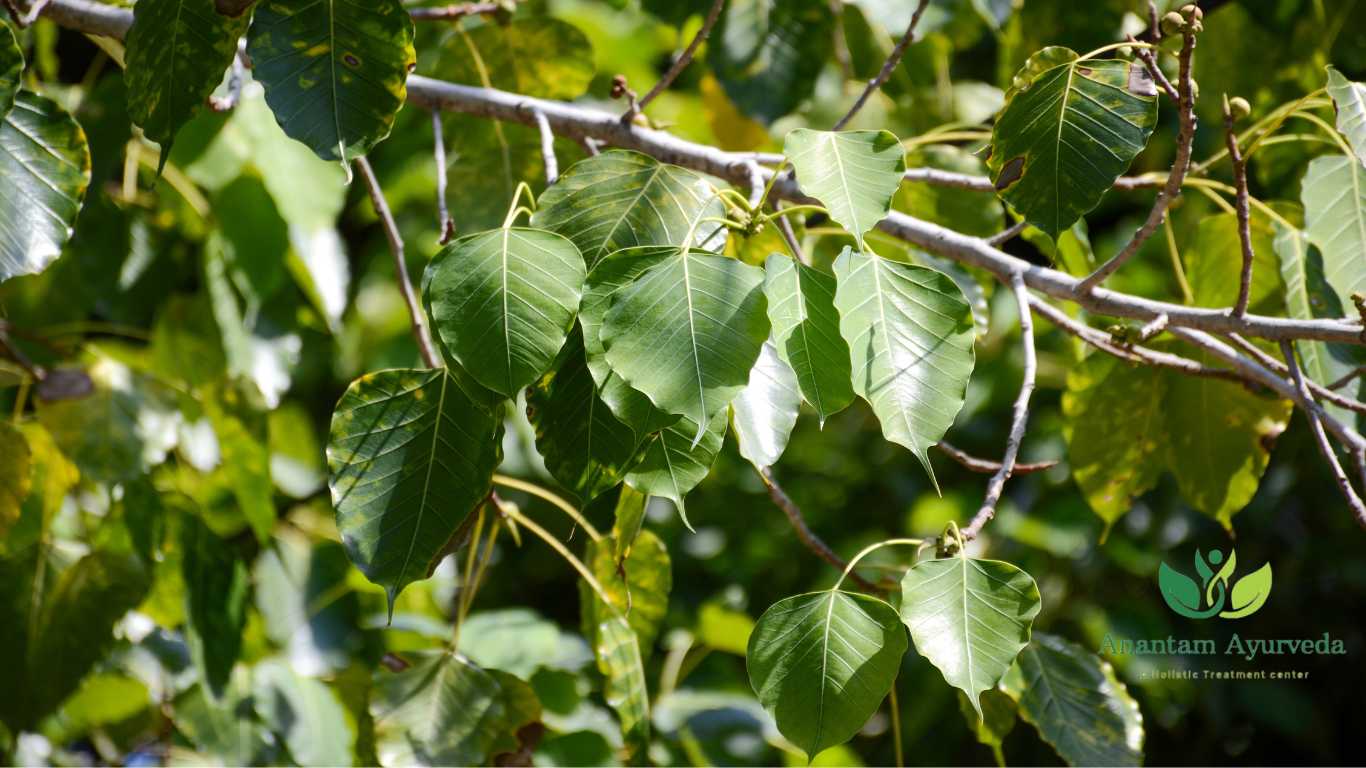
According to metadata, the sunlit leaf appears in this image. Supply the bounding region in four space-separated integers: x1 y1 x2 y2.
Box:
582 530 672 658
624 407 726 529
1302 154 1366 314
0 91 91 284
763 254 855 425
425 227 586 397
785 129 906 247
531 150 725 269
1327 66 1366 167
731 341 801 469
124 0 248 165
432 17 594 101
747 590 906 759
898 556 1040 717
327 369 504 612
254 658 356 766
247 0 415 166
832 248 975 482
987 47 1158 238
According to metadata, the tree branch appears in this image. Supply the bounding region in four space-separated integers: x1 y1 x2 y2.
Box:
355 157 442 369
963 273 1037 539
528 106 559 185
935 441 1056 475
756 466 880 591
632 0 724 117
408 2 505 21
1281 341 1366 526
833 0 930 131
1224 333 1366 417
430 111 457 244
1223 97 1256 318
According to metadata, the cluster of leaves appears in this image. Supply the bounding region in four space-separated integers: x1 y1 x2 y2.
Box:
1 0 1365 766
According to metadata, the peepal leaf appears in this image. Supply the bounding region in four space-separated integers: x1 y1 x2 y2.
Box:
425 227 586 397
1004 633 1144 767
988 47 1158 238
594 615 651 760
785 129 906 247
764 255 854 424
731 341 801 469
898 557 1041 717
432 16 594 101
833 249 975 481
247 0 415 166
582 530 672 657
327 369 503 612
0 91 92 284
746 590 907 759
602 249 769 445
124 0 249 165
625 411 726 529
1302 155 1366 314
531 150 725 269
1327 66 1366 167
0 423 29 538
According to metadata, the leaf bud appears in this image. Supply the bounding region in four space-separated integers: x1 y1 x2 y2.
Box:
1227 96 1251 121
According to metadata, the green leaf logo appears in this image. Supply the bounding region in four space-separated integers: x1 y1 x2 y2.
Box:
1158 549 1272 620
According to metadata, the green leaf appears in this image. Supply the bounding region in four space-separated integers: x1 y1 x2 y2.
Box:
1062 355 1167 533
987 47 1159 238
958 688 1018 761
1302 155 1366 314
1185 212 1284 316
207 389 276 543
0 91 92 284
246 0 415 166
898 556 1041 717
711 0 834 124
371 650 533 767
182 513 249 700
527 329 642 503
603 248 769 444
696 603 755 656
763 254 855 425
58 674 151 736
731 341 801 469
832 249 975 482
1161 349 1291 529
124 0 248 165
624 410 727 528
431 17 594 101
0 422 30 538
785 129 906 247
592 615 651 762
0 20 22 119
1223 562 1272 619
254 657 356 767
458 609 569 679
612 485 648 564
1327 66 1366 167
1003 633 1144 767
746 590 907 759
425 227 585 397
582 530 672 658
531 150 726 269
253 531 360 676
4 424 76 554
327 369 504 612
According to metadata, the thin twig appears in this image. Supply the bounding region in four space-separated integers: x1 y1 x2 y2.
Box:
0 325 45 381
1329 365 1366 391
1079 26 1198 292
833 0 930 131
1224 97 1257 318
408 2 505 21
963 273 1037 539
633 0 724 117
430 111 456 244
1131 35 1179 102
528 106 559 185
1225 334 1366 417
985 220 1028 248
756 466 880 591
355 157 442 369
1138 313 1169 342
1281 341 1366 525
935 441 1056 475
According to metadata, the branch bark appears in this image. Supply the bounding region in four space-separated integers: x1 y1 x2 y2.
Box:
756 467 880 591
431 111 457 244
1281 341 1366 526
1224 98 1256 318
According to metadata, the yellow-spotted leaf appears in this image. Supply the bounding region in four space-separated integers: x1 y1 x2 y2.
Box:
327 369 504 613
581 530 671 658
247 0 415 166
431 16 594 101
988 47 1158 239
124 0 249 166
0 422 29 538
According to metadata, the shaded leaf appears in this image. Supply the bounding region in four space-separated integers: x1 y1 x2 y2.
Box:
531 150 725 269
247 0 415 166
0 20 21 118
624 410 726 528
987 47 1158 238
833 248 975 482
763 254 855 425
0 422 30 538
206 388 275 542
425 227 586 397
0 91 92 283
898 556 1040 717
785 129 906 247
731 340 801 469
711 0 834 124
746 590 907 759
182 513 250 700
255 657 356 766
1302 154 1366 314
254 530 361 676
327 369 504 612
124 0 248 164
1327 66 1366 167
592 615 651 762
612 485 648 564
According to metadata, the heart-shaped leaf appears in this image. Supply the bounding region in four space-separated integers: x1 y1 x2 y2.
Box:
602 249 769 445
898 556 1040 717
763 254 855 425
530 150 725 269
832 248 975 482
987 47 1158 238
731 340 801 469
747 590 907 759
0 91 91 284
247 0 415 166
124 0 249 165
425 227 586 398
1303 155 1366 314
327 369 504 613
1002 632 1144 767
1327 66 1366 167
785 129 906 247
